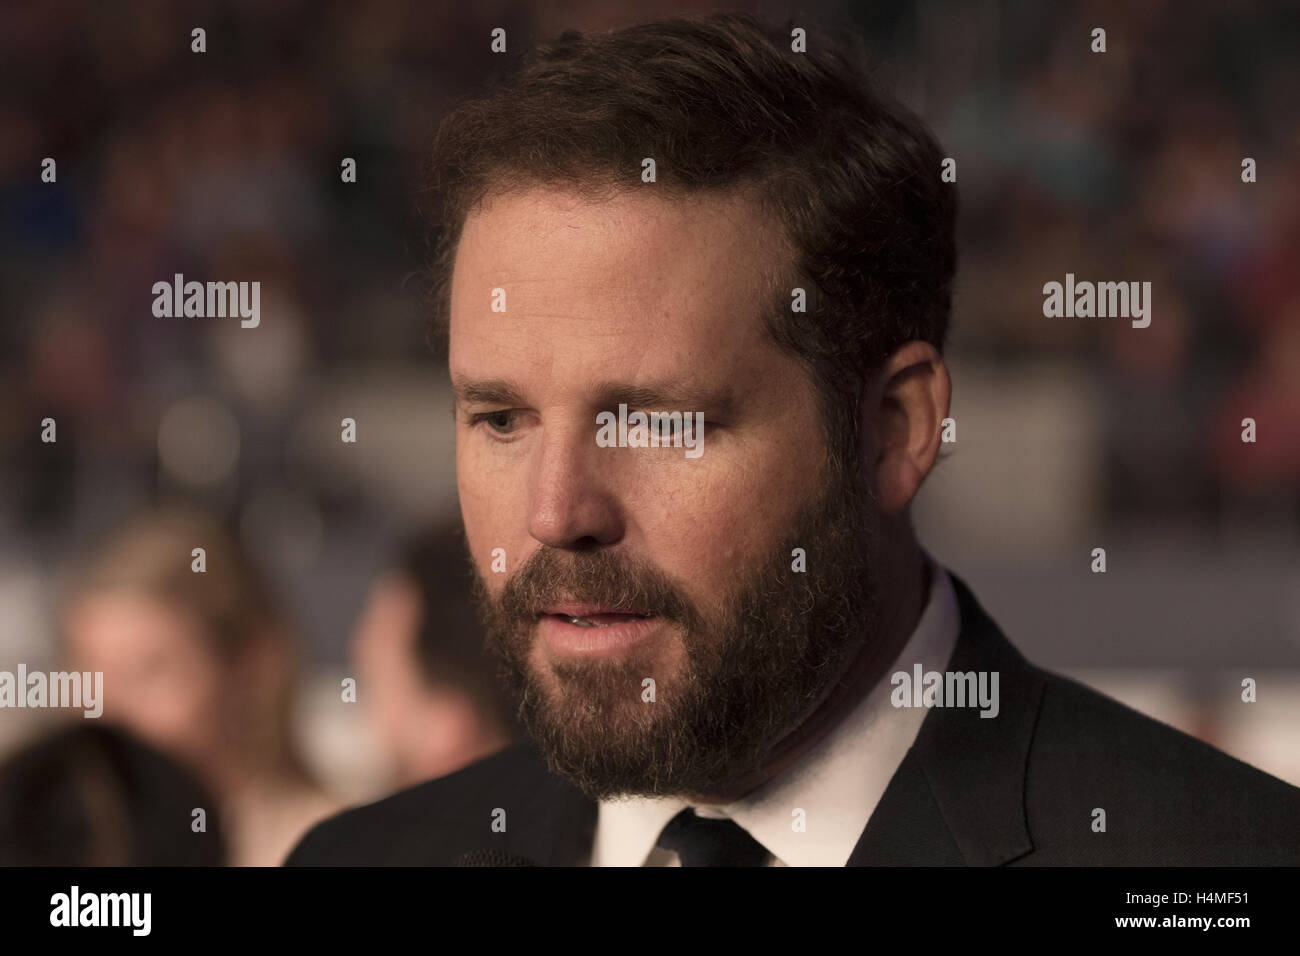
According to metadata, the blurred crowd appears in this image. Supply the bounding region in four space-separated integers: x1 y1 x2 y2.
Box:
923 0 1300 521
0 504 515 865
1 0 1294 554
0 0 1296 862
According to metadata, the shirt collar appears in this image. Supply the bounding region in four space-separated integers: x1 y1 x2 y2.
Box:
592 556 960 866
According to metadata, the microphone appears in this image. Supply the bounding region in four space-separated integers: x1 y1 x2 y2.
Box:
454 849 538 866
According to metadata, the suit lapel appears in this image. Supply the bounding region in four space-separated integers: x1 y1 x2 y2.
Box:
848 574 1043 866
541 776 599 865
845 747 966 864
494 745 597 866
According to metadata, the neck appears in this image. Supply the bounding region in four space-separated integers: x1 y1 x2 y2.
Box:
685 538 929 805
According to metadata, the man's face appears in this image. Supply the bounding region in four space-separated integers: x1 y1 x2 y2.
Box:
450 186 880 799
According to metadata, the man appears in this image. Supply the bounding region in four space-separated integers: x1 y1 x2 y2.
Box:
350 525 517 790
287 13 1300 866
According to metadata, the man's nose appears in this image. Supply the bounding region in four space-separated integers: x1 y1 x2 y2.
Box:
527 423 624 550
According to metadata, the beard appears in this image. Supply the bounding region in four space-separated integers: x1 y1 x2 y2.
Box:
470 461 881 801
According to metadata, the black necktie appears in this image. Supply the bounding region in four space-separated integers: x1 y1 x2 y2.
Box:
655 808 771 866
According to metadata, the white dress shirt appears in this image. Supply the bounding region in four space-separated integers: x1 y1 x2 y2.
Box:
588 556 960 866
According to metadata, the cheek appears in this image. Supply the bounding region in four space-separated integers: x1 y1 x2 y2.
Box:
627 441 818 596
458 440 528 580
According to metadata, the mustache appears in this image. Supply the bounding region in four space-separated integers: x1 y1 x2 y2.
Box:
499 547 698 627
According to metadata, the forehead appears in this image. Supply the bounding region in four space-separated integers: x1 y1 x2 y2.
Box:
448 186 791 376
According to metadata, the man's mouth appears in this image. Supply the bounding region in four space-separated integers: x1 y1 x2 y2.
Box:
535 603 663 659
554 614 648 628
539 604 654 628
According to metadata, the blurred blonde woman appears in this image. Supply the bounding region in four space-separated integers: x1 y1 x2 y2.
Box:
59 503 340 865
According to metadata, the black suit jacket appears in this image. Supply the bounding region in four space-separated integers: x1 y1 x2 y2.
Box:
286 575 1300 865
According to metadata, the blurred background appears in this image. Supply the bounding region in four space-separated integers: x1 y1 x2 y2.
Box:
1 0 1297 864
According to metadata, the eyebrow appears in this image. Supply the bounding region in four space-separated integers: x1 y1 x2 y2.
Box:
451 376 737 415
589 380 737 416
452 378 526 407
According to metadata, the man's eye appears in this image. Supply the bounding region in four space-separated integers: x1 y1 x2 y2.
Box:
656 414 699 440
471 410 518 434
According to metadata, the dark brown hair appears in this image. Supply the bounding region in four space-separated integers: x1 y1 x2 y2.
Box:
0 724 226 866
392 523 518 740
425 12 956 474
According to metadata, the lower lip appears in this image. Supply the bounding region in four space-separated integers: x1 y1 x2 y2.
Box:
537 614 664 659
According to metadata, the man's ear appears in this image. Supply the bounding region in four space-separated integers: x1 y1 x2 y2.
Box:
861 342 951 515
